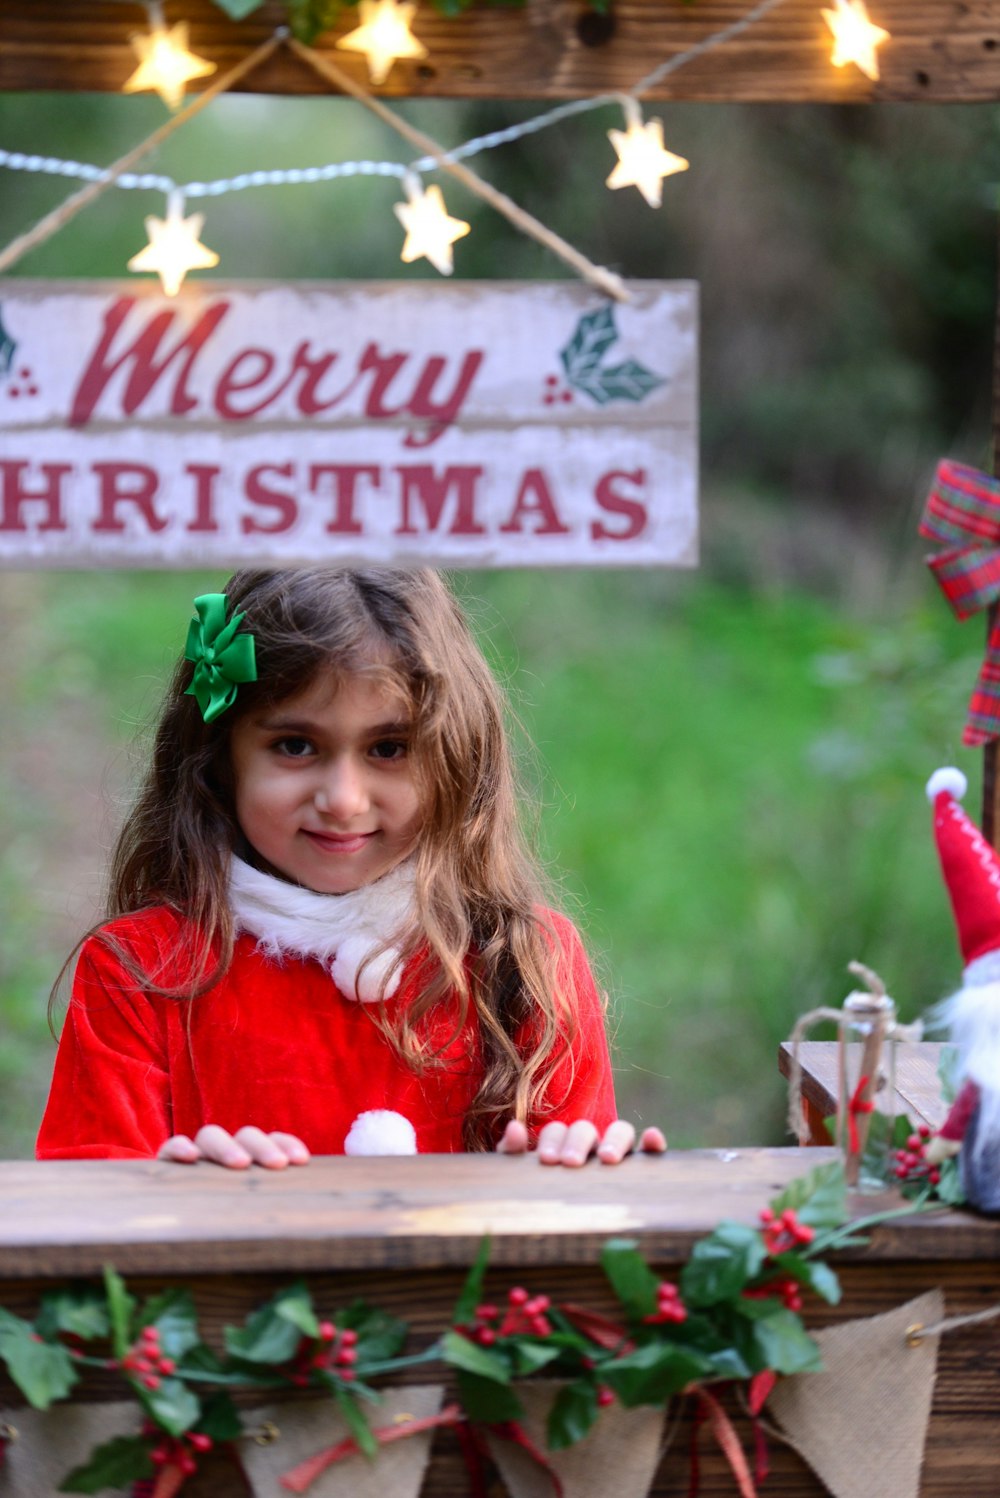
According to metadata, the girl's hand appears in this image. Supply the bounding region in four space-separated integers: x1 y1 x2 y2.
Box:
496 1118 667 1167
158 1125 310 1169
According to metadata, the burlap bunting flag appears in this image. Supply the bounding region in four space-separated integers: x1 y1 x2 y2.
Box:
239 1385 444 1497
0 1400 141 1497
766 1289 943 1498
486 1381 666 1498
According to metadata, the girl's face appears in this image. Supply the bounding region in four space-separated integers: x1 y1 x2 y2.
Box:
229 671 422 894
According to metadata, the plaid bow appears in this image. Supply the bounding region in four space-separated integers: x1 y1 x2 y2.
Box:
920 459 1000 747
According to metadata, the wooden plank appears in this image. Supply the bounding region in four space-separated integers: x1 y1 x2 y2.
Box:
2 1 1000 103
779 1040 948 1131
1 1148 996 1280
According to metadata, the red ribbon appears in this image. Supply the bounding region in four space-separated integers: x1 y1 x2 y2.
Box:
687 1388 758 1498
490 1420 565 1498
847 1073 876 1156
558 1303 633 1353
920 458 1000 745
279 1404 463 1494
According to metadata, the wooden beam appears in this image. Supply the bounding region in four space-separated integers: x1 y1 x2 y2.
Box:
1 1 1000 103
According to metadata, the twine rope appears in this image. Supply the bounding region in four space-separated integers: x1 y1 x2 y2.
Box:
908 1301 1000 1341
786 1006 848 1144
287 37 630 302
785 963 922 1143
0 30 287 277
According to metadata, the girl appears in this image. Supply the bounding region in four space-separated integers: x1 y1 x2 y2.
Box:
37 568 664 1169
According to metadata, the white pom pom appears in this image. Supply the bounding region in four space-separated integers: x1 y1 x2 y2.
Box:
926 767 967 802
344 1110 417 1155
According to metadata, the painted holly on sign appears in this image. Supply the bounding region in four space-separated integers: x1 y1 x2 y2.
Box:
559 306 666 406
0 308 16 382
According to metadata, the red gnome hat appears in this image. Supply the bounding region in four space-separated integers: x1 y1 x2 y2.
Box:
927 767 1000 970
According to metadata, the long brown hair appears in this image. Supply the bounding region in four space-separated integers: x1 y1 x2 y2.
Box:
73 567 578 1149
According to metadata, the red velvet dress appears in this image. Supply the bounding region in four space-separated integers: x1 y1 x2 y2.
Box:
36 906 617 1160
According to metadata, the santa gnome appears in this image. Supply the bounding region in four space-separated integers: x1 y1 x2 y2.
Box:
925 767 1000 1212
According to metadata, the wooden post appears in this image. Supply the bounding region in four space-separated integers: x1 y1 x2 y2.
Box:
985 214 1000 846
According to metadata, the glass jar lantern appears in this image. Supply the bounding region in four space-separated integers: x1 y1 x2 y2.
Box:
836 989 897 1191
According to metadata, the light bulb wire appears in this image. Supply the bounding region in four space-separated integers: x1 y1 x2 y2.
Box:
0 29 286 277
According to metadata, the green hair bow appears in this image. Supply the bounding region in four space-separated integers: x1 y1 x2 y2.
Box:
183 593 257 723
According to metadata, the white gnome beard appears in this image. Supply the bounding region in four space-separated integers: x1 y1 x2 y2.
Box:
931 978 1000 1162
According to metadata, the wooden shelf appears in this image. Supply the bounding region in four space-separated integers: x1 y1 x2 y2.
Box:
2 1 999 102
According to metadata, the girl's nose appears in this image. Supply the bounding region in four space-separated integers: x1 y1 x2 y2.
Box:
314 757 369 819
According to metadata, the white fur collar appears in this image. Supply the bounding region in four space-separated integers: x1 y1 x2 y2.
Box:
228 855 416 1002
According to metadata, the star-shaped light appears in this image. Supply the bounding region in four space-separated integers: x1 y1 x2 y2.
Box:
335 0 428 85
128 198 220 297
393 180 469 277
822 0 890 82
123 20 217 111
606 115 689 209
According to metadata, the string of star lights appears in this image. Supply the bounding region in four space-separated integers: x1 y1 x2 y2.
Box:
0 0 893 294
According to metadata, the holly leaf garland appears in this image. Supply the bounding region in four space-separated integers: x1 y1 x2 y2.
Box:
207 0 529 41
58 1435 154 1495
0 1308 78 1408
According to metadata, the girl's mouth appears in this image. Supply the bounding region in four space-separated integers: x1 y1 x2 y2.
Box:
303 830 375 854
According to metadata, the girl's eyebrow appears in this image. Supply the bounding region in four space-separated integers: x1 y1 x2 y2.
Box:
255 715 411 735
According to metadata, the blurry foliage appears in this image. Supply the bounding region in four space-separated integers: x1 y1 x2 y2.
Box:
0 87 996 1153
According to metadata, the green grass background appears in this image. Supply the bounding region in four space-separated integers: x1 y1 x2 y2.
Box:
0 558 980 1157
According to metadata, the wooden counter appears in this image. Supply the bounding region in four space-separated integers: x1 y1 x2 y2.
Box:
1 1149 998 1495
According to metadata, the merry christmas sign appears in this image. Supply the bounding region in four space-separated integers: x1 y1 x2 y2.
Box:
0 280 697 569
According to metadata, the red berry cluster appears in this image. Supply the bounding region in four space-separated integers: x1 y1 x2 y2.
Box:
743 1277 804 1312
120 1326 178 1390
288 1322 359 1386
758 1207 815 1256
643 1280 688 1325
893 1127 941 1186
461 1287 553 1345
147 1429 213 1478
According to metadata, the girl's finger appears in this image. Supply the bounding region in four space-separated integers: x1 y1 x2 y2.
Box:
233 1125 293 1169
269 1131 311 1165
536 1121 569 1163
597 1119 637 1164
496 1120 530 1154
157 1134 201 1164
639 1126 668 1153
194 1124 252 1169
558 1119 600 1166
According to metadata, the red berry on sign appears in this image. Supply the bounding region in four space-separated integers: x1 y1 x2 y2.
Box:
189 1433 213 1453
759 1208 775 1223
597 1386 615 1408
179 1453 198 1477
151 1447 170 1466
142 1374 161 1390
476 1327 497 1346
526 1295 550 1315
475 1304 499 1321
158 1357 176 1375
508 1287 530 1306
319 1320 336 1341
919 1125 932 1138
337 1347 357 1365
930 1169 941 1185
340 1329 359 1347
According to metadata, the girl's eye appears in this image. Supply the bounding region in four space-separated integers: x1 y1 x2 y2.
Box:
274 736 315 758
370 738 407 762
